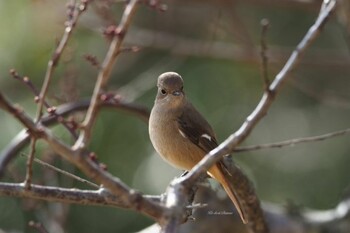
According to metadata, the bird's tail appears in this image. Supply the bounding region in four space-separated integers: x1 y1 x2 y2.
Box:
209 164 248 224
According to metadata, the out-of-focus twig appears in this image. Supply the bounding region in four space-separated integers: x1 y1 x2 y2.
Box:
0 92 164 220
10 69 78 138
289 78 350 109
22 154 100 189
234 127 350 153
260 18 270 90
36 0 90 121
74 0 140 149
0 98 150 178
126 28 350 67
24 137 37 190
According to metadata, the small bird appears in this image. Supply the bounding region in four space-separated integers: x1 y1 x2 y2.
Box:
149 72 247 224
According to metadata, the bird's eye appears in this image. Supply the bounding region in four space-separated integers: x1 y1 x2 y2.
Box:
161 89 167 95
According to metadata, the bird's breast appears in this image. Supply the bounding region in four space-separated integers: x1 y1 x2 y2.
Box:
149 108 204 171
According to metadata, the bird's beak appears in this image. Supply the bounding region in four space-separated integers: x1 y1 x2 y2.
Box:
172 91 182 96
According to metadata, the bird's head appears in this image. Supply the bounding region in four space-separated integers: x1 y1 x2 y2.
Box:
156 72 185 108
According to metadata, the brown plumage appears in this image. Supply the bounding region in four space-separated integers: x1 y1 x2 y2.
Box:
149 72 247 224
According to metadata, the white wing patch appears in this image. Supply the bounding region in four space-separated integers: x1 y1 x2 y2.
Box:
178 129 188 139
201 134 212 141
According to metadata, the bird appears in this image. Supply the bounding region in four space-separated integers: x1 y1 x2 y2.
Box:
148 71 247 224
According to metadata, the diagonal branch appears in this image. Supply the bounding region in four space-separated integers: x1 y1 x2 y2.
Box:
36 0 89 121
0 99 149 178
0 92 165 221
161 1 337 233
74 0 140 149
182 0 337 192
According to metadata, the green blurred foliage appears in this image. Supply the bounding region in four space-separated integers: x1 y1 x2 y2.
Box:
0 0 349 232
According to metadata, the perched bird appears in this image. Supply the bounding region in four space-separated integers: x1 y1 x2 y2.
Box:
149 72 247 224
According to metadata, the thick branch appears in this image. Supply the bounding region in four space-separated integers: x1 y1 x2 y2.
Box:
0 99 149 178
0 182 160 209
0 92 164 221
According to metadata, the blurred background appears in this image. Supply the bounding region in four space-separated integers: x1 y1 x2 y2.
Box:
0 0 349 232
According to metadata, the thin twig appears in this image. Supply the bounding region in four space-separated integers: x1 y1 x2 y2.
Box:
74 0 139 149
0 92 165 220
126 28 350 68
260 18 270 90
0 98 150 178
36 0 89 121
24 137 37 190
83 54 101 68
235 127 350 153
22 153 100 189
9 70 43 104
10 69 78 138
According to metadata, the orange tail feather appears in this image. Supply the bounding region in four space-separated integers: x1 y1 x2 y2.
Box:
209 164 248 224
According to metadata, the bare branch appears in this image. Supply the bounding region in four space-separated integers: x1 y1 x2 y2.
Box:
260 18 270 90
126 28 350 68
36 0 89 121
74 0 140 149
235 128 350 153
0 182 160 209
182 0 337 194
24 137 37 190
10 69 79 138
161 1 337 232
140 194 350 233
0 98 150 178
23 154 100 189
9 69 42 101
0 92 164 220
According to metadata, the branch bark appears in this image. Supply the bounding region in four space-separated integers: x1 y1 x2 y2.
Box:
0 92 164 221
0 182 160 209
74 0 140 148
36 0 89 120
0 99 149 178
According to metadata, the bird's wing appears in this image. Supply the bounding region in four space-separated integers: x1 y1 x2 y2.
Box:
177 103 218 153
177 102 248 224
